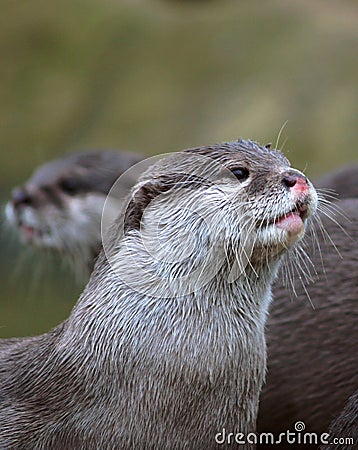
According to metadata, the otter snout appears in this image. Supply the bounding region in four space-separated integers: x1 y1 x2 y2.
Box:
282 171 309 194
10 187 32 208
272 169 317 245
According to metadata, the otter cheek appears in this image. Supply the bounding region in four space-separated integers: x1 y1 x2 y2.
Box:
275 212 305 243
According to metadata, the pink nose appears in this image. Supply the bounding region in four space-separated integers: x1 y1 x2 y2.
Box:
282 173 308 193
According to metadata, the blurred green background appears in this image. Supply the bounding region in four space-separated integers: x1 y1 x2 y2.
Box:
0 0 357 337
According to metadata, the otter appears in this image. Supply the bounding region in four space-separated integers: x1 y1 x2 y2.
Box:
319 390 358 450
5 149 142 276
6 153 356 276
5 150 357 442
5 150 357 443
0 140 317 449
258 197 358 448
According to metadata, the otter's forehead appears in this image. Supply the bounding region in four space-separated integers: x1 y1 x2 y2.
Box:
29 151 115 186
30 158 73 185
185 139 290 170
138 140 290 185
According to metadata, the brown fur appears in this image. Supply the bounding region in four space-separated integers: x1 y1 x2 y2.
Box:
320 391 358 450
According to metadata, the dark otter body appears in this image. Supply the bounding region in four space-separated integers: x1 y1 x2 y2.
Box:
0 140 317 449
319 391 358 450
315 163 358 199
258 198 358 448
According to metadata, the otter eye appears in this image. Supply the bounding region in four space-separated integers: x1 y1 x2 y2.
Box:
231 167 249 181
59 178 80 195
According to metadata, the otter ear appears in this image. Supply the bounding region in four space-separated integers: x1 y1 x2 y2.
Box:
123 176 177 232
264 143 272 149
123 172 207 232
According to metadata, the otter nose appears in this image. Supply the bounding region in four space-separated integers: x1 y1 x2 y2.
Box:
11 187 32 207
282 172 308 190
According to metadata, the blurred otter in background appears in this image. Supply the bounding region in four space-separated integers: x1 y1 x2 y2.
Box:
5 149 142 277
4 150 358 444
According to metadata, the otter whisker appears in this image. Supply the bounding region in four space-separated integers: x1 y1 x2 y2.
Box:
317 204 351 237
274 120 289 151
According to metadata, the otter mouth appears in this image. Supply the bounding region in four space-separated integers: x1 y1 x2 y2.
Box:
274 211 305 235
17 220 51 244
264 201 309 236
20 224 39 242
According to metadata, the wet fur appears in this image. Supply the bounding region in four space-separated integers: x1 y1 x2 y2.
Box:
0 140 317 449
4 149 357 447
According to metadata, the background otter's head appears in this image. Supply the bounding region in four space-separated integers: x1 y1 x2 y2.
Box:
5 150 142 276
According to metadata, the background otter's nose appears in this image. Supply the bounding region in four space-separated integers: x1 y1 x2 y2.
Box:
11 187 32 207
282 172 308 190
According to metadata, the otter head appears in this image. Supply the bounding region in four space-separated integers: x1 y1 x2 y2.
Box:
5 150 141 274
106 139 318 298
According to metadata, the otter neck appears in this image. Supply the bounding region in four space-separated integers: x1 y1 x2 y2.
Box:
58 254 277 438
66 246 279 372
